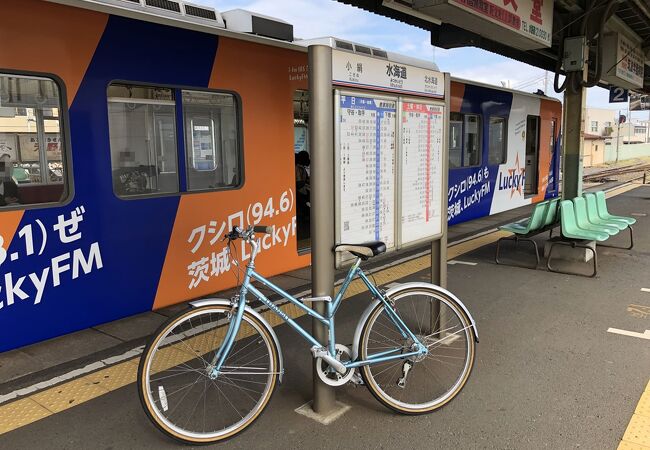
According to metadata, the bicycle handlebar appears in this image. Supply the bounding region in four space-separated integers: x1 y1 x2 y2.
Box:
253 225 272 235
225 225 271 241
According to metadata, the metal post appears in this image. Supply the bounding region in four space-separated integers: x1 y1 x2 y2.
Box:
308 44 336 415
431 73 451 334
432 72 451 289
561 53 587 199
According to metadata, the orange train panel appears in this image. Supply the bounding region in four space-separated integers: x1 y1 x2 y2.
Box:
153 38 311 309
0 0 108 105
0 211 24 256
531 98 562 203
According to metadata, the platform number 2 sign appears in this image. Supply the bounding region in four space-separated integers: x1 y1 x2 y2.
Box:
609 86 629 103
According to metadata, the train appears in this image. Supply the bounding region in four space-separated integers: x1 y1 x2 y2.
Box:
0 0 561 352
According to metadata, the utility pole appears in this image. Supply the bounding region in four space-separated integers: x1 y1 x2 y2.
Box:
544 70 549 94
616 109 621 163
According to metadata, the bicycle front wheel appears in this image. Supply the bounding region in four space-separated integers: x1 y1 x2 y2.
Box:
359 286 475 414
138 305 279 444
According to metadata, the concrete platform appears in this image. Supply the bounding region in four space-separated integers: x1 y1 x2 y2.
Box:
0 184 647 449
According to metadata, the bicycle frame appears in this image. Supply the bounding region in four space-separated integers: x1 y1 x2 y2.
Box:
210 237 426 377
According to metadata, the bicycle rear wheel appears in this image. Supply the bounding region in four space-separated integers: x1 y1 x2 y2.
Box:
359 286 475 414
138 305 279 444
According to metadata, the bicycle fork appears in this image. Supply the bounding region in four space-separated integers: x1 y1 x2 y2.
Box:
207 296 247 379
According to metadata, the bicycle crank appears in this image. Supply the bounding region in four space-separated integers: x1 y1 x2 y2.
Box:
315 344 356 387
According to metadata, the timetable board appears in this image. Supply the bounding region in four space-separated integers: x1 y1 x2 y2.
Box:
337 94 396 250
399 102 445 245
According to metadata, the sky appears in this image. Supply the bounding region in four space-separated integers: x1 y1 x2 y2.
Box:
194 0 647 119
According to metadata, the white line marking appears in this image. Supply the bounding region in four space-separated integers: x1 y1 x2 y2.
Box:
607 328 650 340
641 288 650 293
631 213 647 217
0 346 144 405
447 260 478 266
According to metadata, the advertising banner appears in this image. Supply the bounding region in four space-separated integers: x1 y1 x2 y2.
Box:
0 133 18 160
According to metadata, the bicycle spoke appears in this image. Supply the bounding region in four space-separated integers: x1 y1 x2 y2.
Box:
141 306 277 442
361 289 474 412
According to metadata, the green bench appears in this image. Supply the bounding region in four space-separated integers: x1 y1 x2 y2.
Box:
495 198 560 269
546 192 635 277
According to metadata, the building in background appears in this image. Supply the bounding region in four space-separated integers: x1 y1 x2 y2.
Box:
583 133 606 166
611 121 648 144
585 108 617 137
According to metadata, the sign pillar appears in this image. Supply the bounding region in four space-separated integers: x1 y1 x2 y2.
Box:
431 74 450 333
308 44 337 415
431 73 450 289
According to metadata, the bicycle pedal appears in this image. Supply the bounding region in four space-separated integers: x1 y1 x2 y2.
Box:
301 296 332 302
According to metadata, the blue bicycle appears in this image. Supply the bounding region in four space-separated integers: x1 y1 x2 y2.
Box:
138 226 478 444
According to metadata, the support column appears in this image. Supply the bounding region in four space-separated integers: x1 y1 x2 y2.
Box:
308 45 336 415
561 47 588 199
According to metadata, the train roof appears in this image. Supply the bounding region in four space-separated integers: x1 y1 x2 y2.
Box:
451 76 563 103
46 0 309 52
45 0 560 102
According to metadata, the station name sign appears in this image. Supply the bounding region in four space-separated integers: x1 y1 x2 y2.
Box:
332 50 445 98
603 32 645 89
417 0 553 50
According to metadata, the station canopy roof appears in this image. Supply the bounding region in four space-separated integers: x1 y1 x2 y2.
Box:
337 0 650 95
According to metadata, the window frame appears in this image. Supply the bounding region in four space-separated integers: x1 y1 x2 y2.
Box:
107 83 180 199
106 80 244 201
449 112 482 169
0 68 74 212
181 89 244 193
487 115 508 166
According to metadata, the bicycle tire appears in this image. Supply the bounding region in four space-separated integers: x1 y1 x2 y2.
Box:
359 286 475 414
138 305 279 444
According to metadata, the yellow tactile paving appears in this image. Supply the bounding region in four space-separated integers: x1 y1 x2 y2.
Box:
30 376 109 413
605 182 641 198
622 414 650 448
635 390 650 418
618 440 650 450
0 398 52 434
85 360 139 392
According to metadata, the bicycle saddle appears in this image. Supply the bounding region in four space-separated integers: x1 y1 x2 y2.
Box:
333 241 386 259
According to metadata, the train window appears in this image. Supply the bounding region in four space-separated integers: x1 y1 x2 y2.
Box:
449 113 462 168
182 90 241 191
463 115 481 166
488 116 507 165
448 112 481 168
0 74 68 208
107 84 179 198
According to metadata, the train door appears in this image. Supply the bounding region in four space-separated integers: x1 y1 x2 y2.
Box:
524 115 540 196
293 90 310 251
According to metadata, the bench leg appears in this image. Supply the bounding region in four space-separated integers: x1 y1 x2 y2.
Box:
547 241 597 278
596 225 633 250
495 235 540 269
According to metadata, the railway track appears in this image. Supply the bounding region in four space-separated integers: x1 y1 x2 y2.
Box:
583 162 650 183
